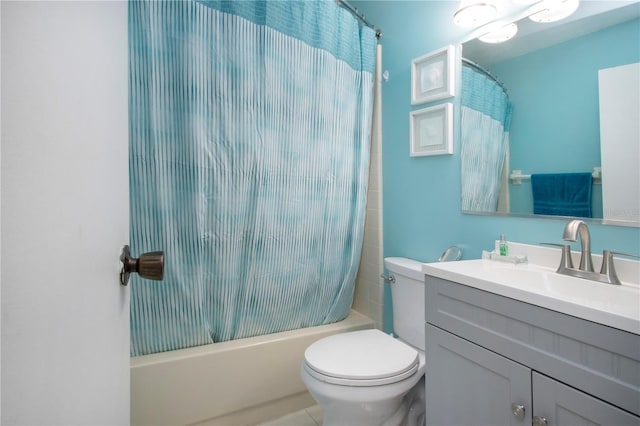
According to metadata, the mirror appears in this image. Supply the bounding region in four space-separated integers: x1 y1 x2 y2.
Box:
460 1 640 227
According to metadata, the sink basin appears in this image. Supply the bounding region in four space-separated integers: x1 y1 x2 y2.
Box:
422 258 640 335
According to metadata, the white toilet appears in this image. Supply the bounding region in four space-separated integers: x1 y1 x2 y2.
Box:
301 257 426 426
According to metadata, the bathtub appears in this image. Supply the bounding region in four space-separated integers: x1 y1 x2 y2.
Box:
131 310 374 425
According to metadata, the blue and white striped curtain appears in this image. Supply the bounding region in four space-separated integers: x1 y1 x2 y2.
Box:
460 65 512 212
129 0 377 356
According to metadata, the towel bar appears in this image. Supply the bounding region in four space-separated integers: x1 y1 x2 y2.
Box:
510 167 601 185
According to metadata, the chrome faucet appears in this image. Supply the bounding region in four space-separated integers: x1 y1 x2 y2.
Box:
562 220 594 272
552 220 639 285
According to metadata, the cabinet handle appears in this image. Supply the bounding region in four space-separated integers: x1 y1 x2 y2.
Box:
533 416 549 426
511 403 526 420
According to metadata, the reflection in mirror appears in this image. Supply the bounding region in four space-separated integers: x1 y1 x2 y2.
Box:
460 2 640 227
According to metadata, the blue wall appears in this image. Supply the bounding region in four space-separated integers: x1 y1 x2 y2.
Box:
492 18 639 216
351 1 640 332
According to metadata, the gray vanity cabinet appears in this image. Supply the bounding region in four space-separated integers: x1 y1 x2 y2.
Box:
425 324 532 425
532 372 638 425
424 275 640 426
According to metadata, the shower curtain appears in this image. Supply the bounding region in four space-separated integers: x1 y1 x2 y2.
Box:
129 0 377 356
460 64 512 212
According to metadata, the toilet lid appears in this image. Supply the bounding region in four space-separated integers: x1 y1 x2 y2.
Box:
303 329 419 386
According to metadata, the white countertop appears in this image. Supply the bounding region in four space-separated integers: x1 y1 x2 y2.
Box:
422 243 640 335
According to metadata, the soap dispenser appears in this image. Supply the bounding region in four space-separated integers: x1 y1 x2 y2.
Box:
499 234 509 256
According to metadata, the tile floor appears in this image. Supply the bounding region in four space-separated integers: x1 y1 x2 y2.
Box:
258 405 323 426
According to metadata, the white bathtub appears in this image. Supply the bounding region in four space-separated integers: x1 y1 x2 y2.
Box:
131 310 374 425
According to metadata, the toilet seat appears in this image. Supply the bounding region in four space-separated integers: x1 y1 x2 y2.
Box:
303 329 419 387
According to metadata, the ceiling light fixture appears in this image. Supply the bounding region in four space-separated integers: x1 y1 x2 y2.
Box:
478 22 519 43
454 2 498 27
529 0 580 23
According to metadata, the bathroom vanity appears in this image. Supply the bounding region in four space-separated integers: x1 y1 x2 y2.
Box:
422 247 640 426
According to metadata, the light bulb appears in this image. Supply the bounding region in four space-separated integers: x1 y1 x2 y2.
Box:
454 2 498 27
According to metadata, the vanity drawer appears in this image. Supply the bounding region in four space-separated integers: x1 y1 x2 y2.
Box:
425 275 640 416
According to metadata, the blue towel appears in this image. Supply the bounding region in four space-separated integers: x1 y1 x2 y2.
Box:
531 173 593 218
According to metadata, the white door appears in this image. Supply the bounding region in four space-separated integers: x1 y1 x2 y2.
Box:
1 1 130 424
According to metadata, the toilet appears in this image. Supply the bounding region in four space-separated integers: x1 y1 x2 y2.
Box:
301 257 426 426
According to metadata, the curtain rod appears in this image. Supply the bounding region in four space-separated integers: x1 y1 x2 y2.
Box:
462 57 507 94
336 0 382 39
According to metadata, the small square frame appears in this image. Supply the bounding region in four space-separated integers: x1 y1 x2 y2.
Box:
411 45 455 105
410 103 453 157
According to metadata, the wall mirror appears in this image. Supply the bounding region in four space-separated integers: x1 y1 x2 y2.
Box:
459 1 640 227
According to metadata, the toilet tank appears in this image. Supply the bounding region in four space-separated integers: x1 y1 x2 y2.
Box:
384 257 425 351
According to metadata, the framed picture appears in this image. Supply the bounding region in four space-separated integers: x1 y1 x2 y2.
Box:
410 103 453 157
411 45 455 105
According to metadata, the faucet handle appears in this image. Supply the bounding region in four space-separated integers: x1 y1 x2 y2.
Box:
600 250 640 285
604 250 640 259
541 243 574 271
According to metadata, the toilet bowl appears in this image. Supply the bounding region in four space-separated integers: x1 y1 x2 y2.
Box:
301 329 425 426
301 257 427 426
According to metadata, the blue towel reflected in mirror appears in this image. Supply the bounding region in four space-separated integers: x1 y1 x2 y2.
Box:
531 173 593 218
